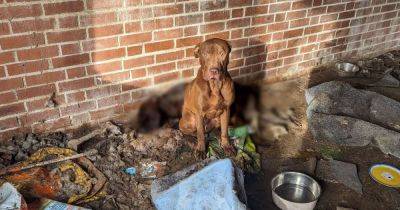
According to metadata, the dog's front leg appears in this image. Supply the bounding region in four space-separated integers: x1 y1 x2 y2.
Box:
220 108 235 155
195 113 206 156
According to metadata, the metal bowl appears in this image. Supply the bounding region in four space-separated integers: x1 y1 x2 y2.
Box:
335 62 360 77
271 172 321 210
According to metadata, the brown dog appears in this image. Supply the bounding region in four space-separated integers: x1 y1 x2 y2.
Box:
179 38 235 156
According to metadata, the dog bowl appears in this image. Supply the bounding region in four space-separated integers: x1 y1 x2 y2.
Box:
271 172 321 210
335 62 360 77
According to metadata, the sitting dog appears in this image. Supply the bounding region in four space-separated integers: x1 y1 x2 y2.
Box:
179 38 235 156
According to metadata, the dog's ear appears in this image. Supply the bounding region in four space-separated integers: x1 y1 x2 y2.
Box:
193 43 200 58
227 41 232 54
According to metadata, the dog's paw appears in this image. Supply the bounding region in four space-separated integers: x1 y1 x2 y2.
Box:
222 143 236 157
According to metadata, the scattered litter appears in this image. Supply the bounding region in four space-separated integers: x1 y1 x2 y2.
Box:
151 159 247 210
0 182 27 210
124 167 137 176
316 159 363 194
369 164 400 188
207 126 261 173
28 198 89 210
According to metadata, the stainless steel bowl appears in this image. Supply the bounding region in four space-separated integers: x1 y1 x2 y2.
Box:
335 62 359 77
271 172 321 210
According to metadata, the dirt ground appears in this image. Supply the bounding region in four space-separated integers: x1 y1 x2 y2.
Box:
1 54 400 210
245 68 400 210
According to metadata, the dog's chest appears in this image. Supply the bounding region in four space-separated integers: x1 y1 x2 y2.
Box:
203 93 225 119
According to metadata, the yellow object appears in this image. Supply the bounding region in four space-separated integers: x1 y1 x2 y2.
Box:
369 164 400 188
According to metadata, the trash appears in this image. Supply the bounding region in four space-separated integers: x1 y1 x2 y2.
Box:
207 126 261 173
316 159 363 194
68 129 103 151
4 147 106 204
369 164 400 188
28 198 90 210
140 161 167 178
151 158 247 210
0 182 27 210
124 167 137 176
335 62 359 77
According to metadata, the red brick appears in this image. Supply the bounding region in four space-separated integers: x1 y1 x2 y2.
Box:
327 4 345 13
59 77 95 92
62 43 81 55
47 29 86 44
0 92 17 105
0 77 24 92
11 18 55 33
80 12 117 27
121 78 152 91
60 101 96 116
228 0 252 7
290 18 310 28
124 56 154 69
87 0 123 10
59 16 79 28
201 22 225 34
0 33 45 50
127 0 141 6
156 50 185 63
17 84 56 100
86 85 121 99
339 10 355 19
154 28 183 40
20 109 59 126
25 71 66 86
245 6 269 16
244 26 266 37
125 21 141 33
67 67 86 79
90 105 123 121
127 46 143 56
0 4 42 20
125 8 153 20
0 52 14 65
120 32 152 45
268 22 289 32
176 14 203 26
287 10 307 20
99 71 130 83
44 1 84 15
245 54 267 65
83 37 118 52
227 18 251 29
230 29 243 39
97 93 131 108
131 68 146 78
7 60 49 76
154 72 179 84
206 31 229 40
26 96 64 111
0 117 18 130
154 4 184 17
52 54 90 68
184 26 199 36
177 58 199 69
0 103 25 117
87 61 122 75
308 7 327 16
33 117 71 133
177 36 203 48
148 62 176 75
243 45 266 57
305 25 323 35
17 46 59 61
269 2 291 13
292 0 313 10
92 48 126 62
283 29 304 39
232 8 244 18
0 22 10 36
145 40 174 53
205 11 230 22
252 15 274 25
143 18 174 31
89 24 123 38
66 91 86 103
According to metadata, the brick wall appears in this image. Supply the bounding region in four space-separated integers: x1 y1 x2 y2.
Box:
0 0 399 139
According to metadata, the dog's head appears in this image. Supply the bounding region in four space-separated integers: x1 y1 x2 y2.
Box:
194 38 231 81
